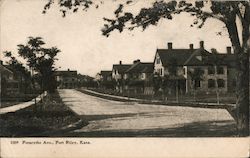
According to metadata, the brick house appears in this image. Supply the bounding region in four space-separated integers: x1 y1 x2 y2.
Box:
153 41 233 94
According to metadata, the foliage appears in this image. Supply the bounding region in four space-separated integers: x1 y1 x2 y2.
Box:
3 51 32 93
4 37 60 93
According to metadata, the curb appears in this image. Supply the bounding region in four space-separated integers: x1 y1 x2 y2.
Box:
78 89 235 109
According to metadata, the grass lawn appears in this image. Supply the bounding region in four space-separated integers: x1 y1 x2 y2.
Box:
86 88 236 104
0 91 85 137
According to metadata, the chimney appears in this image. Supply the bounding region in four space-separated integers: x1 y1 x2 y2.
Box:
189 44 194 50
200 41 204 49
119 61 122 65
133 59 141 64
68 68 70 71
167 42 173 50
226 47 232 54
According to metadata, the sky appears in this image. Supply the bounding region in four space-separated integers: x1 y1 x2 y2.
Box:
0 0 232 77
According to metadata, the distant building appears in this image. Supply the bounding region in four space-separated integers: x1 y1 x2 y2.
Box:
100 71 112 82
55 69 78 89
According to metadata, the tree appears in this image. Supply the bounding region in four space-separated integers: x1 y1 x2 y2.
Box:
3 51 32 93
4 37 60 93
44 0 249 136
188 67 204 102
209 48 226 104
165 58 180 102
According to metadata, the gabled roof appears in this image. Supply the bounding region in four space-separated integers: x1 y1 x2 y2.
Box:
100 70 112 76
156 48 215 66
125 62 154 73
55 70 77 77
0 64 13 74
184 49 211 66
112 64 132 73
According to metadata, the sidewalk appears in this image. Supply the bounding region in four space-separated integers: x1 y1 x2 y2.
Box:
79 89 236 109
0 92 47 115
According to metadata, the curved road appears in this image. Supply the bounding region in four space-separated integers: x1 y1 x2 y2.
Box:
58 89 236 137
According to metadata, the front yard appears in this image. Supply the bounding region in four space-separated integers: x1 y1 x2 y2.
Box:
85 88 236 104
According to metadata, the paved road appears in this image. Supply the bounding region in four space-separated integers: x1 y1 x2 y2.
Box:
58 89 236 136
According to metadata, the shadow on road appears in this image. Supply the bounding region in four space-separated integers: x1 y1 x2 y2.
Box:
61 120 237 137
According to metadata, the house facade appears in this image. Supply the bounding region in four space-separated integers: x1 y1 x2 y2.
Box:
55 69 78 89
0 61 19 96
124 60 154 94
112 61 132 92
153 41 233 94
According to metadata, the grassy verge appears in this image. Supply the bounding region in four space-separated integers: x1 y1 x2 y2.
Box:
0 91 86 137
87 88 236 104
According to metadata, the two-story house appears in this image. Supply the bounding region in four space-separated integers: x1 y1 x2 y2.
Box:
112 61 132 92
124 60 154 94
55 69 78 89
153 41 231 94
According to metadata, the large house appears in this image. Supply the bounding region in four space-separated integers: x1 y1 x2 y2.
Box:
153 41 235 94
55 69 78 89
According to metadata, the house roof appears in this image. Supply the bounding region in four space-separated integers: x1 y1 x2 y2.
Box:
112 64 132 73
156 48 233 66
125 62 154 73
0 64 13 75
55 70 77 77
100 71 112 76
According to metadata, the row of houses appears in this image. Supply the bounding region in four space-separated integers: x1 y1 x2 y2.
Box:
96 41 237 95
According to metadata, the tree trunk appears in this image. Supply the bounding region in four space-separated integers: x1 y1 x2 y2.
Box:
235 51 249 136
214 66 220 105
176 80 179 103
226 19 249 136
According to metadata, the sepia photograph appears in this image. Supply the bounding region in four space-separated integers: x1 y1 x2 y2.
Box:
0 0 249 157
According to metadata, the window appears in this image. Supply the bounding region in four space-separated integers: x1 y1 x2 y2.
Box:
156 58 161 64
195 80 201 88
160 68 162 76
208 79 215 88
208 66 215 75
217 79 225 88
217 66 224 74
183 68 185 75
